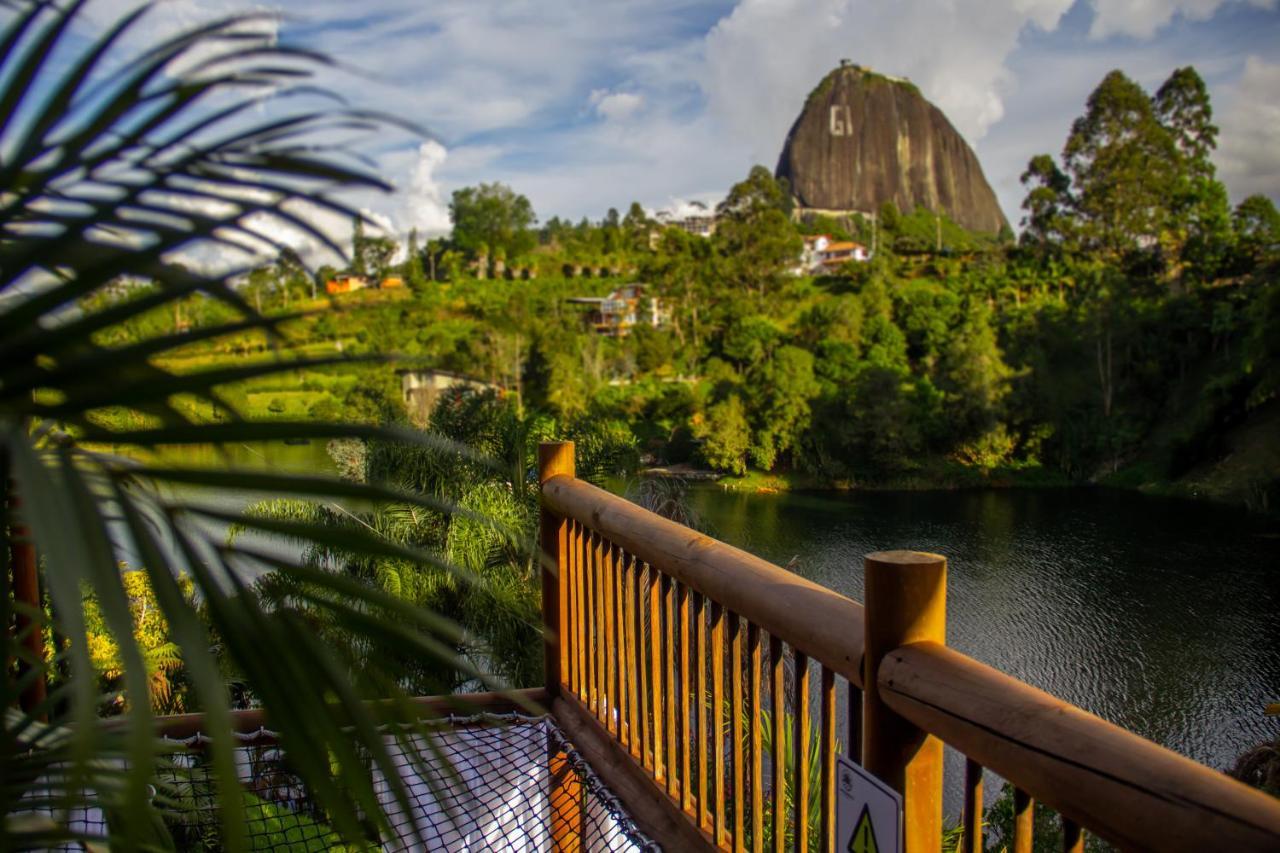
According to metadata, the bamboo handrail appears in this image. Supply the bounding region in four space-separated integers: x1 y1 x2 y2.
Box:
150 688 551 741
879 641 1280 851
541 474 866 688
538 447 1280 852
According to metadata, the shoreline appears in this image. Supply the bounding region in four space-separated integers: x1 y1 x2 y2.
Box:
640 464 1279 518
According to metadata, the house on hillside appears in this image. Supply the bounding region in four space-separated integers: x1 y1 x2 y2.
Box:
794 234 831 274
655 204 717 238
567 284 668 337
325 275 369 294
397 369 501 425
794 237 870 275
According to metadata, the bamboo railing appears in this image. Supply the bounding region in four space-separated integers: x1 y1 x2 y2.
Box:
537 441 1280 852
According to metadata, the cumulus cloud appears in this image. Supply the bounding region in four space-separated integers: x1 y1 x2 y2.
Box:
1215 55 1280 200
1088 0 1276 40
589 89 645 122
399 140 453 237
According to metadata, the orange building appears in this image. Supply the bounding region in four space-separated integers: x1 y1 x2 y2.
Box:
324 275 369 294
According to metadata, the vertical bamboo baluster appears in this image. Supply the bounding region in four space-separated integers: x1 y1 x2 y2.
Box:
603 539 617 733
1013 788 1034 853
614 546 627 742
848 683 862 765
770 636 786 853
565 520 577 697
749 623 763 853
617 550 631 749
648 564 664 782
664 575 679 800
712 601 727 846
587 530 600 715
630 557 644 761
732 613 746 852
820 667 836 853
963 758 983 853
574 522 587 702
679 581 694 817
794 652 811 853
1062 818 1084 853
696 593 711 833
588 530 599 718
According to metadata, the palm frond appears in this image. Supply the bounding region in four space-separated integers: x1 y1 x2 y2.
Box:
0 2 509 850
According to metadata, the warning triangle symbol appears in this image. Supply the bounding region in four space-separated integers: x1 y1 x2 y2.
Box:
847 803 879 853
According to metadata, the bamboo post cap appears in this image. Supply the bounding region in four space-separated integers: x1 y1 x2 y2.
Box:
865 550 945 567
538 441 575 483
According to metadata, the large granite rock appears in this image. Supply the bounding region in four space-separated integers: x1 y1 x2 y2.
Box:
775 63 1008 233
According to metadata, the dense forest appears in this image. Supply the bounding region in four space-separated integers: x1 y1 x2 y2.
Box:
95 65 1280 514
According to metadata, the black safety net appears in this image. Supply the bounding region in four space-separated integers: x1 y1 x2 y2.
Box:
19 713 656 852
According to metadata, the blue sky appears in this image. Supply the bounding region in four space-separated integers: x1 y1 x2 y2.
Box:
86 0 1280 253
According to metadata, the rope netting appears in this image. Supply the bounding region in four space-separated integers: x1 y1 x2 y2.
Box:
22 713 656 852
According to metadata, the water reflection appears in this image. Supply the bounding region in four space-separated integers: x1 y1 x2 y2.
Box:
684 485 1280 814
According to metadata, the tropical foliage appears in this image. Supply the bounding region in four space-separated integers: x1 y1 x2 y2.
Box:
0 1 516 848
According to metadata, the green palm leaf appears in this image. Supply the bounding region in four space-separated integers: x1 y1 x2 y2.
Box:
1 2 506 849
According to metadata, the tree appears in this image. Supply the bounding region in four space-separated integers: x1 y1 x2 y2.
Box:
1062 70 1177 262
1153 67 1229 285
748 346 820 470
404 228 428 289
713 168 802 300
697 395 751 475
352 221 397 281
1233 195 1280 269
1154 67 1218 173
449 182 537 266
1019 153 1075 256
84 570 195 714
351 217 368 275
717 165 793 221
275 247 312 303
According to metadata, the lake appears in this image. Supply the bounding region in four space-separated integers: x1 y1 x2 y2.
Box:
681 484 1280 812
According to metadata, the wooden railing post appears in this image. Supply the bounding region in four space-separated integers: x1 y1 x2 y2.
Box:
538 441 575 698
7 475 47 720
539 442 580 852
863 550 946 853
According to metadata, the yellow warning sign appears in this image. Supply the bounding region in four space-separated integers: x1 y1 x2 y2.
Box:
836 755 901 853
848 804 879 853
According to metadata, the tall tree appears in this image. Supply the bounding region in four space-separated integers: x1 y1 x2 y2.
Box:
713 166 801 300
1153 66 1229 285
357 231 398 281
716 165 793 221
1019 154 1075 257
1062 70 1176 262
404 228 428 289
1154 67 1218 173
449 182 537 264
1233 195 1280 269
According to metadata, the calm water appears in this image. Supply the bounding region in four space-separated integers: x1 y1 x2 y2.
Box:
682 485 1280 809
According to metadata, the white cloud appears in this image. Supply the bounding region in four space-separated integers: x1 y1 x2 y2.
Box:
1215 55 1280 200
45 0 1280 234
589 89 645 122
1088 0 1276 39
398 140 453 237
